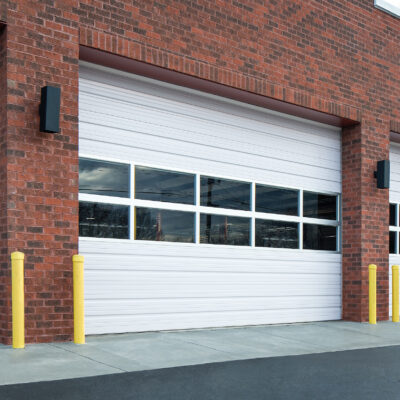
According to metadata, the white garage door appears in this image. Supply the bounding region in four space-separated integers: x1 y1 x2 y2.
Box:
78 62 342 335
389 142 400 316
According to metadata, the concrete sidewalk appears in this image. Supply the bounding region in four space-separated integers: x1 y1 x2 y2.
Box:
2 321 400 385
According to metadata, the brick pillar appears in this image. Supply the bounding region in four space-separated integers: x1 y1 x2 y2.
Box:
342 118 390 322
0 25 9 344
1 1 79 344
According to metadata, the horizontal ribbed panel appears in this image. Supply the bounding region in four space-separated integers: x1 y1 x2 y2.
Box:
79 63 342 334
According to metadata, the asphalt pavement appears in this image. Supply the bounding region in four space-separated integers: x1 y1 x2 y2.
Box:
1 344 400 400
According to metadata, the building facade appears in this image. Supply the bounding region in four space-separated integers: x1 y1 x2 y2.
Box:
0 0 399 344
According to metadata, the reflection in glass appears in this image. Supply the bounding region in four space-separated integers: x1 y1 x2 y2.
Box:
303 192 337 220
303 224 337 251
135 207 195 243
255 220 298 248
135 166 195 205
79 202 129 239
256 185 298 215
390 231 396 254
200 214 250 246
200 176 250 211
79 158 130 197
390 203 397 226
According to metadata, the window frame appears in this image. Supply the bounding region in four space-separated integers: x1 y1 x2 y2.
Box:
374 0 400 18
389 202 399 254
79 154 341 252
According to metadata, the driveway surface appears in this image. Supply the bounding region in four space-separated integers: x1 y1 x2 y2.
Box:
2 321 400 399
1 345 400 400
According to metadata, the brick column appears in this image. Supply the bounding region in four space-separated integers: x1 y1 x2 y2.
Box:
0 25 9 344
1 2 80 344
342 118 390 322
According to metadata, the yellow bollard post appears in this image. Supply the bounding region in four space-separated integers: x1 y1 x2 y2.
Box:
73 255 85 344
11 252 25 349
369 264 377 325
392 265 399 322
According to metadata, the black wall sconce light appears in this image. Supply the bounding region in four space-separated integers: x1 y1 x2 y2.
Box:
374 160 390 189
39 86 61 133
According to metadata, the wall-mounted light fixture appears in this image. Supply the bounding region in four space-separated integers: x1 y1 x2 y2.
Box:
39 86 61 133
374 160 390 189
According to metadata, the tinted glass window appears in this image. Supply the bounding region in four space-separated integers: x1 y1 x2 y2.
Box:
79 202 129 239
135 166 195 205
390 204 396 226
303 192 337 220
390 231 396 254
79 158 130 198
303 224 337 251
200 214 250 246
200 176 251 211
255 220 298 249
135 207 195 243
256 185 298 216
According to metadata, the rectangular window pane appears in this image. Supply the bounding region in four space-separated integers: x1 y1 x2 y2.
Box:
256 185 298 216
255 220 298 249
303 224 337 251
303 192 337 220
135 207 195 243
390 231 396 254
390 204 396 226
79 202 129 239
200 214 250 246
79 158 130 198
200 176 250 211
135 166 195 205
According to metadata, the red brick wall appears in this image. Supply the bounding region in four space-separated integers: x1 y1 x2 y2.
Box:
1 2 80 344
0 25 9 343
0 1 399 343
342 120 390 321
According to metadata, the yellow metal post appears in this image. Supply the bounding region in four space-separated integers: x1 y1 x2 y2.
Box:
73 254 85 344
393 265 399 322
369 264 377 325
11 251 25 349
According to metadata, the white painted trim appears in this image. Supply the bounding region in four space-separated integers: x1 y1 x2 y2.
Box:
251 182 256 247
375 0 400 18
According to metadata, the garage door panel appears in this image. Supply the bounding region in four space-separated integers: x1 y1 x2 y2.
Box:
79 63 342 334
86 297 341 316
79 124 338 176
86 307 342 335
79 95 340 163
86 285 341 300
79 71 341 149
81 115 340 176
85 272 341 299
79 124 340 178
79 85 341 160
84 257 340 275
80 240 341 265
